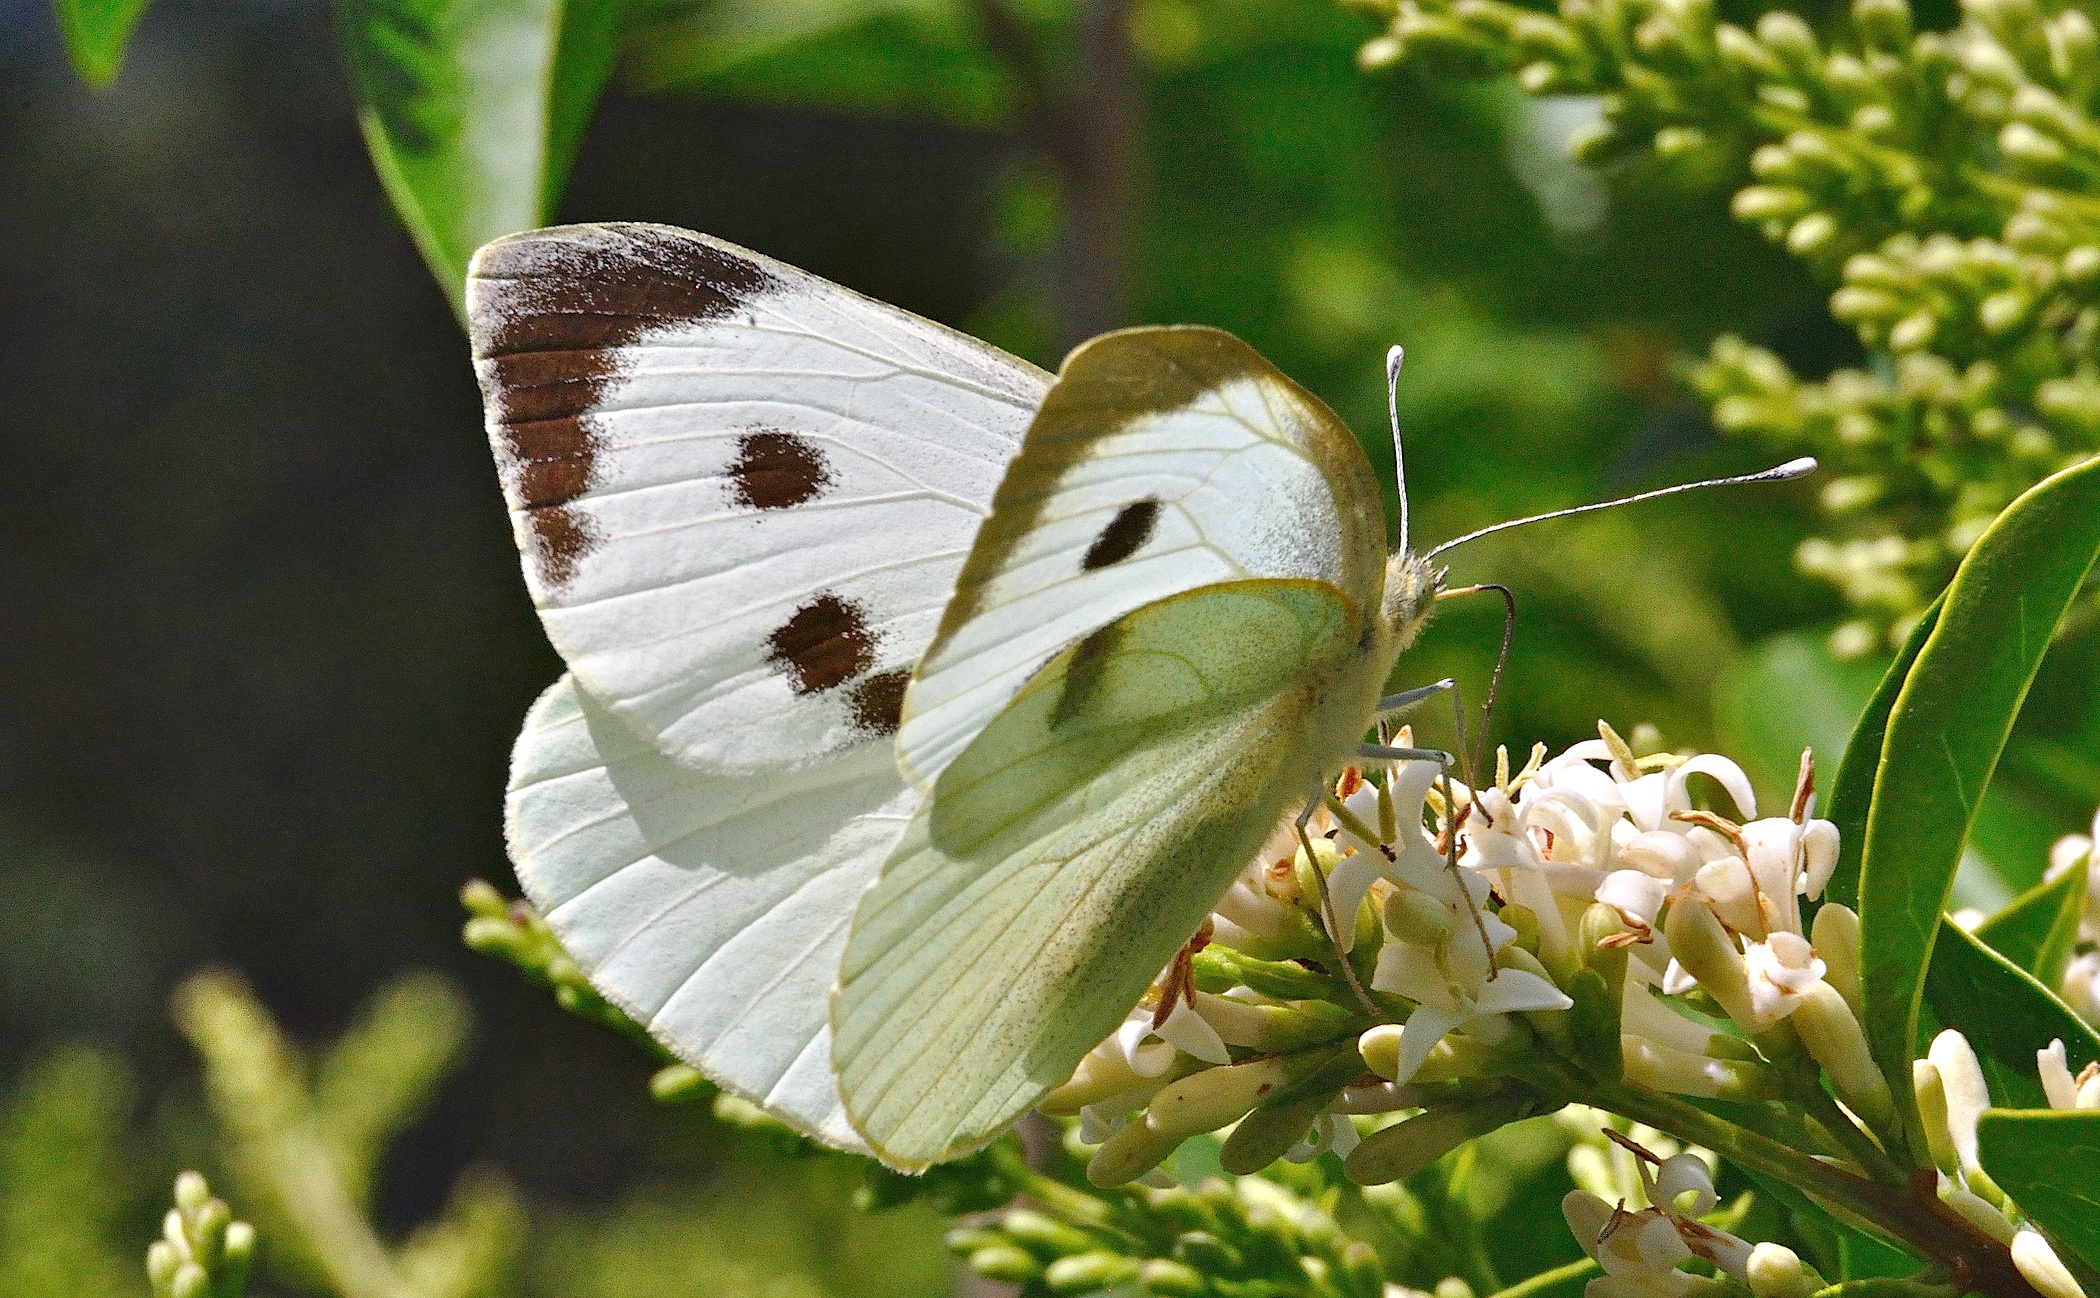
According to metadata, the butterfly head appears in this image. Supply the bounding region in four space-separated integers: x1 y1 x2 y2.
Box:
1380 549 1443 652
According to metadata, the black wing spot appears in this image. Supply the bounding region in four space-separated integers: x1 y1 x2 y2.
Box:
729 429 833 510
766 593 877 695
849 669 910 736
1082 499 1161 571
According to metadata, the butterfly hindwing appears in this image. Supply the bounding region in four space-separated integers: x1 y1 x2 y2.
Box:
506 674 919 1153
895 326 1388 787
469 224 1051 772
832 579 1385 1168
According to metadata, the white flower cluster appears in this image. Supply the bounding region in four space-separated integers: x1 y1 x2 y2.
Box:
1914 1029 2093 1298
1044 725 1907 1189
1545 1107 1831 1298
1443 728 1890 1124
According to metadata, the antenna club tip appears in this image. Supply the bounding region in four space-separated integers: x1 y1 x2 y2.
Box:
1386 345 1405 377
1775 456 1818 478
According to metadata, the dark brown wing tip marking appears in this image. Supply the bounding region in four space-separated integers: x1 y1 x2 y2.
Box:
471 226 776 590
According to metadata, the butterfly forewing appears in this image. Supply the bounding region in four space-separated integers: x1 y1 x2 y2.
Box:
895 326 1388 788
469 223 1051 771
508 674 920 1153
833 580 1384 1168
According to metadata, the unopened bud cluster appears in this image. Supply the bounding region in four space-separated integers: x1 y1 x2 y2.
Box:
1035 726 1891 1199
1912 1030 2093 1298
1357 0 2100 649
946 1158 1386 1298
147 1172 254 1298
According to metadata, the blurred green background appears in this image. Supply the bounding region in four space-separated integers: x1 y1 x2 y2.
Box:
4 0 2031 1289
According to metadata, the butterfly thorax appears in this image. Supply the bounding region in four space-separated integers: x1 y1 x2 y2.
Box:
1380 550 1443 652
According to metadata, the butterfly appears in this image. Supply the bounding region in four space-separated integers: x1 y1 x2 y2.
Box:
468 222 1809 1170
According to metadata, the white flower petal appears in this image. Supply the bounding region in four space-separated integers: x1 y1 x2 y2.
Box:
1325 851 1387 953
1670 754 1758 822
2040 1038 2079 1111
1385 1007 1467 1085
1373 941 1456 1008
1654 1152 1717 1217
1474 967 1575 1015
1597 870 1669 926
1155 997 1233 1066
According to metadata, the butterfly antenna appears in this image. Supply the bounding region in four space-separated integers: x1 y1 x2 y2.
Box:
1387 345 1408 556
1423 458 1817 562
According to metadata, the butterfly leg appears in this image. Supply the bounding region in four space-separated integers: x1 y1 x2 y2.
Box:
1357 743 1451 763
1293 791 1384 1021
1375 678 1455 717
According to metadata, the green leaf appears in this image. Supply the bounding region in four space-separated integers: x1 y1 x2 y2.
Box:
1858 455 2100 1126
337 0 627 316
622 0 1014 129
1975 858 2088 988
1923 922 2100 1111
1977 1109 2100 1273
1822 594 1943 912
52 0 155 86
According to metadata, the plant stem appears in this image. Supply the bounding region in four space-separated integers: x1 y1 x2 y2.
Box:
1487 1256 1599 1298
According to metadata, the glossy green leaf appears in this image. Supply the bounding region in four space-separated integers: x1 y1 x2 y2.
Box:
52 0 154 86
1859 455 2100 1121
1923 922 2100 1112
338 0 626 315
1976 1109 2100 1273
1821 594 1942 912
1975 858 2088 988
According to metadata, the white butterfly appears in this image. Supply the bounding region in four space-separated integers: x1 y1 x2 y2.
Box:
470 223 1811 1168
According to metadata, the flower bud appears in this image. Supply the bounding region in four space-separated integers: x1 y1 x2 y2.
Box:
1928 1029 1990 1174
1665 897 1761 1030
1003 1209 1097 1257
2002 122 2067 165
1790 981 1893 1128
1980 289 2032 333
1854 0 1913 49
1087 1117 1183 1188
1756 11 1820 65
1624 1036 1777 1100
1146 1056 1296 1139
1789 214 1840 256
2014 1229 2088 1298
170 1262 208 1298
1809 903 1863 1016
1345 1104 1495 1184
147 1240 182 1291
1221 1094 1334 1175
1045 1252 1144 1294
1386 887 1453 945
970 1245 1045 1283
1746 1243 1821 1298
1889 310 1938 351
1138 1259 1209 1298
1940 1178 2017 1243
1913 1059 1960 1173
